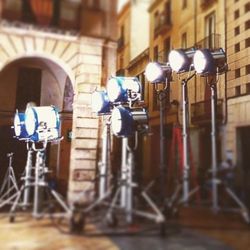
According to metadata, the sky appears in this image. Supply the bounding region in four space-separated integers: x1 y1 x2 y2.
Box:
117 0 129 12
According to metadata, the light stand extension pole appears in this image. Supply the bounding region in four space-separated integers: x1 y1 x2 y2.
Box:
210 80 219 211
181 74 195 203
22 142 33 207
157 79 169 207
120 137 128 208
159 90 166 198
98 118 111 200
33 143 47 217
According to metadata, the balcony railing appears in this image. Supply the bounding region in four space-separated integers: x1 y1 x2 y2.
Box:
195 33 221 50
154 12 172 37
191 99 223 125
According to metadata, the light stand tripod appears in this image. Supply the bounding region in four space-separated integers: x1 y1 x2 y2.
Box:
0 153 19 205
9 140 71 222
105 134 165 225
205 73 249 223
82 131 165 231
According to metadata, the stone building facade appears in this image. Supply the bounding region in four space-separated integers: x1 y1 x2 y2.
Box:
0 0 117 204
117 0 250 205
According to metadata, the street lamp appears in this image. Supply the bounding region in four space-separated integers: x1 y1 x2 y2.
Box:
168 48 196 204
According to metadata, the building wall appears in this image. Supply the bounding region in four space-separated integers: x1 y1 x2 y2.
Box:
225 0 250 161
0 27 116 205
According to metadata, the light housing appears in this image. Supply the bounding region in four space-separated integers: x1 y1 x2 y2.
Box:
193 48 227 75
106 76 141 103
168 48 196 73
25 106 60 141
111 106 148 137
14 112 29 139
91 91 111 115
145 62 172 83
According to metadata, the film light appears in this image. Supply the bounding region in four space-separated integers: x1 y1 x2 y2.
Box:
91 91 111 115
145 62 172 83
111 106 148 137
25 106 60 142
193 48 227 75
106 76 141 103
14 112 29 139
168 48 196 73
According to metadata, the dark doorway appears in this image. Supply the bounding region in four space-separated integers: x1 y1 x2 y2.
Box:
236 126 250 209
15 67 41 110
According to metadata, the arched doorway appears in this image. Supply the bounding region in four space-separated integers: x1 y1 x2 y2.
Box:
0 56 74 196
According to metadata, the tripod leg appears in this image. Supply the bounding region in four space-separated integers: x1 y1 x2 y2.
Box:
9 185 25 222
0 171 9 195
50 189 71 214
224 186 250 223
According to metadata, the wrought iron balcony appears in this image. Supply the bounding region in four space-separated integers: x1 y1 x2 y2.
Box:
154 12 172 37
191 99 223 125
195 33 221 50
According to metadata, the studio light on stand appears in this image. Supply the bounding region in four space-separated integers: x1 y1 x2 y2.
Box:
107 76 142 210
168 48 198 204
109 105 164 226
193 48 249 223
145 62 172 209
8 106 71 222
91 90 112 200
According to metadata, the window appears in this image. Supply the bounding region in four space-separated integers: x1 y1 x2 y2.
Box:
245 3 250 13
154 45 159 61
205 12 215 48
165 1 171 25
246 83 250 94
154 11 160 30
246 64 250 75
245 20 250 30
234 9 240 19
246 38 250 48
181 32 187 49
137 73 145 101
235 26 240 36
235 43 240 52
164 37 171 61
235 68 241 78
182 0 187 9
235 86 241 96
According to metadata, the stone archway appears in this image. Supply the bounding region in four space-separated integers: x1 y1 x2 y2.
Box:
0 26 105 203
